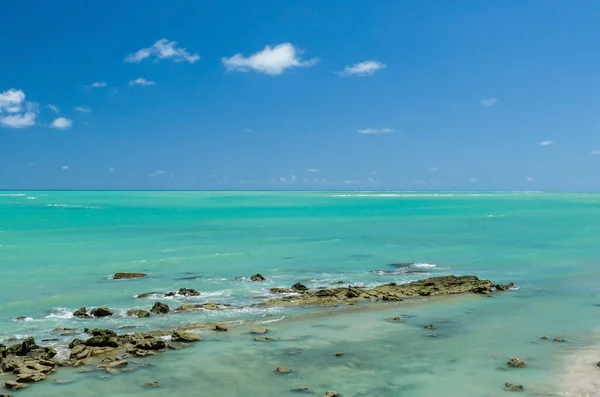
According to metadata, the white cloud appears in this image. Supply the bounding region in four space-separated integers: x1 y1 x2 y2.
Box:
155 170 166 174
222 43 319 75
591 150 600 156
128 78 156 87
366 177 378 184
343 180 360 184
357 127 393 134
108 168 115 172
338 60 386 77
47 104 59 114
86 82 107 88
61 165 69 170
0 89 38 128
75 106 91 113
51 117 73 129
539 140 555 146
125 39 200 64
429 167 439 172
307 168 322 173
526 176 533 182
480 97 497 107
109 88 119 96
469 177 478 183
244 128 254 133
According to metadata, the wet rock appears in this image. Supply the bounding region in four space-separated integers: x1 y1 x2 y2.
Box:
335 352 344 357
345 288 362 299
253 336 275 342
90 307 113 317
540 336 548 340
291 282 309 293
73 307 90 318
16 372 48 383
386 316 403 323
324 391 339 397
507 357 526 368
199 302 221 311
175 303 197 312
165 288 201 297
332 280 345 284
404 270 426 274
86 328 117 337
14 317 27 321
424 324 435 329
127 309 151 318
113 273 147 280
274 366 291 374
85 335 119 348
6 337 36 356
171 331 201 342
136 292 156 299
505 382 524 391
270 288 294 294
250 327 268 334
144 380 160 388
5 381 28 390
495 282 515 291
150 302 170 314
128 349 155 357
215 324 228 332
251 274 266 282
553 337 567 343
291 386 312 393
135 338 167 351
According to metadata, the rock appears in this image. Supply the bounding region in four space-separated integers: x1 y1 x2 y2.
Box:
135 338 167 351
200 302 221 310
505 382 524 391
150 302 170 314
386 316 403 323
540 336 548 340
127 309 151 318
144 380 160 388
424 324 435 329
73 307 90 318
292 386 312 393
251 274 266 282
250 327 268 334
14 317 27 321
274 366 291 374
214 324 228 332
113 272 147 280
553 337 567 343
86 328 117 337
507 357 526 368
495 282 515 291
175 303 198 312
90 307 113 317
166 288 201 297
128 349 155 357
171 331 201 342
270 288 294 294
85 335 119 348
291 282 309 292
332 280 345 284
254 336 275 342
335 352 344 357
6 337 36 356
345 288 362 299
324 391 339 397
5 381 28 390
16 372 48 383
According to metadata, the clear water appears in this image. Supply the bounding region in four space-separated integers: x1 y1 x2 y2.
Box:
1 191 600 396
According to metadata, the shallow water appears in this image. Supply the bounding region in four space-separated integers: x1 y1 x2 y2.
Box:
1 191 600 396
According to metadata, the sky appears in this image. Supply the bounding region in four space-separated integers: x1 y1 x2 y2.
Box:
1 0 600 191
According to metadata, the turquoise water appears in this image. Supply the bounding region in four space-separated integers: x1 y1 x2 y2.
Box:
1 191 600 396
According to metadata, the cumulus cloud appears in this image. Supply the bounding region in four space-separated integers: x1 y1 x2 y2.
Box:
307 168 322 173
125 39 200 64
222 43 319 75
539 140 555 146
108 168 115 172
61 165 69 170
526 176 533 182
0 88 38 128
51 117 73 129
155 170 166 174
338 60 386 77
74 106 91 113
47 104 59 114
86 82 107 88
480 97 497 107
128 78 156 87
591 150 600 156
429 167 439 172
357 127 393 134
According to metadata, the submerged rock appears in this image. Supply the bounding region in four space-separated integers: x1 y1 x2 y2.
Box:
250 327 268 334
144 380 160 388
291 386 312 393
165 288 200 297
251 274 266 282
127 309 150 318
386 316 403 323
553 337 567 343
73 307 90 318
214 324 228 332
505 382 524 391
424 324 435 329
324 391 339 397
90 307 113 317
495 282 515 291
335 352 344 357
274 366 291 374
270 288 294 294
5 380 29 390
507 357 526 368
150 302 170 314
291 282 309 293
113 273 147 280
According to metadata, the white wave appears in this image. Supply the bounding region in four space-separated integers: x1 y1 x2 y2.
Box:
412 263 437 268
46 308 74 320
11 317 35 322
46 204 101 209
26 196 36 200
256 316 286 324
0 193 25 197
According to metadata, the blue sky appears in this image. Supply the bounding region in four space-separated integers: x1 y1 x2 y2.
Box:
1 0 599 190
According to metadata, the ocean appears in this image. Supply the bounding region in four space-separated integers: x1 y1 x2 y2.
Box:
1 191 600 396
